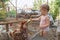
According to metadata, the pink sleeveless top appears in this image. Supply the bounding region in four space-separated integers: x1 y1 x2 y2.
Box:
40 15 49 27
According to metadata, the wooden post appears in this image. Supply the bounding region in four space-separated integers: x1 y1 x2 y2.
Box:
6 24 9 32
47 0 48 4
16 0 18 20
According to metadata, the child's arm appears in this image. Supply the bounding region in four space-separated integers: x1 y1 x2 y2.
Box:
30 17 40 21
40 17 50 28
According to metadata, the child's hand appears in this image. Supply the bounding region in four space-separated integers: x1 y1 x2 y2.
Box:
39 26 43 29
40 25 48 29
30 18 32 21
27 19 31 23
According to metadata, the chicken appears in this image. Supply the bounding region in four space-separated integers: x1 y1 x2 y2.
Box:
10 20 28 40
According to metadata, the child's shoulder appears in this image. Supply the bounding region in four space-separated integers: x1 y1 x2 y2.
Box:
45 15 50 20
46 15 50 18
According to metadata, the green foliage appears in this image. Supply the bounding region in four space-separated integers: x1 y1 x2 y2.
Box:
55 0 60 7
0 9 6 19
0 2 2 8
0 0 9 2
33 0 42 10
7 10 16 18
0 0 9 21
50 0 60 20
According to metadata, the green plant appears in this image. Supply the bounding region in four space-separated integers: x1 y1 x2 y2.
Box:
50 0 60 20
33 0 42 10
7 10 16 18
0 0 9 21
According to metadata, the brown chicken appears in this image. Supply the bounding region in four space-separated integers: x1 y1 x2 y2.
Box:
10 20 28 40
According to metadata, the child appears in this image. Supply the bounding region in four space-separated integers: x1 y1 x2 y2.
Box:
30 4 50 37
